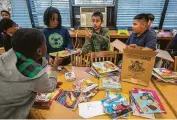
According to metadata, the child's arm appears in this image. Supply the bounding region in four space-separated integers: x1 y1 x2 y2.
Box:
65 29 72 49
145 30 157 50
92 28 110 45
81 37 92 54
33 72 57 93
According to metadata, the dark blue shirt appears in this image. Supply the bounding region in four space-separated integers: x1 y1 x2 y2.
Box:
126 29 157 50
42 26 72 54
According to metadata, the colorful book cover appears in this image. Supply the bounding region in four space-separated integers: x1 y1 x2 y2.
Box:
106 92 130 119
33 89 63 109
92 61 120 75
101 94 132 119
131 88 166 114
49 49 76 58
73 78 98 102
57 90 81 110
99 75 122 91
152 72 177 84
131 101 155 119
35 89 62 102
85 67 97 77
153 68 177 79
65 72 76 81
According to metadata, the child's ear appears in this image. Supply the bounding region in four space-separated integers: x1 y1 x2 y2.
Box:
37 48 42 56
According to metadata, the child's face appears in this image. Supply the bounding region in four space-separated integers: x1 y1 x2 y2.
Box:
6 26 19 36
132 20 146 34
92 16 103 31
1 12 10 19
49 13 59 28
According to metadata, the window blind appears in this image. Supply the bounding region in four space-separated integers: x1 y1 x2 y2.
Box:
116 0 165 28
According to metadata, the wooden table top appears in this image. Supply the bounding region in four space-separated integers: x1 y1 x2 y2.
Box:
30 66 176 119
152 80 177 117
69 30 174 40
0 47 5 54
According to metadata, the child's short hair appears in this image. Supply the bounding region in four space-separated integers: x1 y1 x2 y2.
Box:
134 13 149 23
92 11 103 22
0 18 16 31
146 13 155 21
11 28 45 58
1 10 10 16
43 7 61 28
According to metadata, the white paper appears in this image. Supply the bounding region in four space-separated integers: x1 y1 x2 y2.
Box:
79 101 105 118
111 39 126 53
156 49 174 62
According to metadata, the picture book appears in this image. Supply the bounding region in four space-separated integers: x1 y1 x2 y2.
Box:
101 94 132 119
73 78 99 102
35 89 62 102
65 72 76 81
153 68 177 79
92 61 120 75
85 67 97 77
131 88 166 114
106 92 130 119
49 49 76 58
152 72 177 84
131 101 155 119
99 75 122 91
57 90 81 110
33 89 62 109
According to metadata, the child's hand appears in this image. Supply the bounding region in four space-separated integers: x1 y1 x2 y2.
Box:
86 32 92 38
76 49 82 55
49 57 54 66
53 53 63 68
128 44 137 48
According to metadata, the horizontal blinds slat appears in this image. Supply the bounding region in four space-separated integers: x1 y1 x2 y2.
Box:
116 0 165 28
10 0 32 28
163 0 177 29
73 0 114 5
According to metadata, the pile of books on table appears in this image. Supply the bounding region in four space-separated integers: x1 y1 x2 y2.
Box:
152 68 177 84
130 88 166 119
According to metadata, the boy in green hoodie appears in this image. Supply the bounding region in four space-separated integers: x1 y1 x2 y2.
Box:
76 11 110 54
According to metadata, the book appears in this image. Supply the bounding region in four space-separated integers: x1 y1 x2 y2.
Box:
131 101 155 119
73 78 98 102
56 90 81 110
152 72 177 84
65 72 76 81
99 75 122 91
33 89 62 109
111 39 126 53
92 61 120 75
49 49 76 58
153 68 177 79
85 67 97 77
106 92 130 119
131 88 166 114
101 94 132 119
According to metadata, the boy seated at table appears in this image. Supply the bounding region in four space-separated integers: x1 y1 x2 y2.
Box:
76 11 110 54
0 28 58 119
0 18 19 51
126 13 157 51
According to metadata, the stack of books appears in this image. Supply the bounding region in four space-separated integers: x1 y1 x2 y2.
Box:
73 78 99 102
101 93 132 119
33 89 62 109
99 75 122 91
91 61 120 78
152 68 177 84
130 88 166 119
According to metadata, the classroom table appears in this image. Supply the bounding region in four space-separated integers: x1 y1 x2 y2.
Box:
152 79 177 117
29 66 177 119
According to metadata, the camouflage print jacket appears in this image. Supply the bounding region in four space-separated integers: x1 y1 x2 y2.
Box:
81 27 110 54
